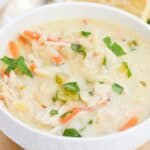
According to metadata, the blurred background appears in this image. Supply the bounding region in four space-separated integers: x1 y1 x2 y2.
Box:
0 0 150 26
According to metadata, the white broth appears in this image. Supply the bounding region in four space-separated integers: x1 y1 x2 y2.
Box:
0 19 150 137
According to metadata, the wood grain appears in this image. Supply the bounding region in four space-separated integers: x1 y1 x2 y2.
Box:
0 131 22 150
137 142 150 150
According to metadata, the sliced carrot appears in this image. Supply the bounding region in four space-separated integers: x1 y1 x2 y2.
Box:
0 95 5 101
60 107 83 124
51 55 63 65
18 35 29 45
0 69 5 78
0 69 9 78
56 46 69 60
119 116 138 131
30 64 36 72
8 41 19 58
24 30 40 41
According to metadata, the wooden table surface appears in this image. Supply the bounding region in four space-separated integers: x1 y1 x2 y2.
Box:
0 131 22 150
0 131 149 150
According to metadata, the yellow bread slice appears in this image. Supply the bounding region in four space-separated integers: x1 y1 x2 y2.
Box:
72 0 150 21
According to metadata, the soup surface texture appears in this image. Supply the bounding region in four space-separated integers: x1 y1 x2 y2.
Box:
0 19 150 137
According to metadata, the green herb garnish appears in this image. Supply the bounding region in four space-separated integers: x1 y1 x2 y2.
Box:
88 91 94 96
63 82 80 94
50 109 58 116
1 56 14 64
63 128 81 137
52 82 80 103
122 62 132 77
103 36 126 56
88 120 93 125
81 31 91 37
1 56 32 77
52 93 58 102
112 83 124 95
147 19 150 24
71 43 86 57
52 85 80 103
102 55 107 66
61 111 72 118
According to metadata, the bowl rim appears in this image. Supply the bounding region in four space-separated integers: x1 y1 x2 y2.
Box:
0 2 150 142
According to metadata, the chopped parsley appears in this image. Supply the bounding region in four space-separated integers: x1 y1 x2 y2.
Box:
103 36 126 56
147 19 150 24
112 83 124 95
102 55 107 66
52 82 80 103
63 128 81 137
88 91 94 96
49 109 58 116
122 62 132 78
88 120 93 125
0 56 32 77
63 82 80 94
60 111 72 118
71 43 86 58
81 31 91 37
52 93 58 102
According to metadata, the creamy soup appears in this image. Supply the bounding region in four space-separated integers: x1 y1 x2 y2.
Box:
0 19 150 137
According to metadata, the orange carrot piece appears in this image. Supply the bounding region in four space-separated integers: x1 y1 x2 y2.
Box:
56 46 69 60
0 69 5 78
60 107 83 124
51 55 63 65
30 64 36 72
24 30 40 41
8 41 19 58
0 95 5 101
0 69 9 78
18 35 29 45
119 116 138 131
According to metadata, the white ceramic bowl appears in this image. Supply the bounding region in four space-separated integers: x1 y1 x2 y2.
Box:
0 2 150 150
